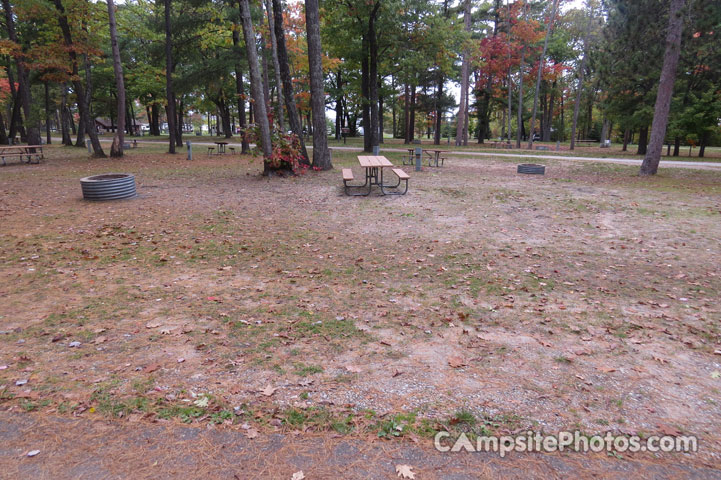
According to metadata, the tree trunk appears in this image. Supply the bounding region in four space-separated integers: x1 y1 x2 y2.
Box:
543 81 556 141
507 67 512 143
82 52 104 153
673 136 680 156
260 40 271 118
164 0 177 154
335 70 343 140
6 67 25 142
622 128 630 151
107 0 126 157
368 2 381 150
240 0 272 174
403 82 410 144
528 0 559 149
600 117 609 144
516 45 525 148
219 99 232 139
44 82 52 145
455 0 471 147
637 126 648 155
409 84 416 142
176 98 183 144
305 0 331 169
698 131 708 158
232 30 251 154
640 0 686 175
271 0 309 164
265 0 285 131
76 109 86 147
52 0 105 156
361 35 371 151
151 104 160 135
434 73 443 145
0 111 7 145
570 3 593 150
378 90 384 143
2 0 41 146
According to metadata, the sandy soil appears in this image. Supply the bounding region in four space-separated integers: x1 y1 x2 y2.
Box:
1 145 720 475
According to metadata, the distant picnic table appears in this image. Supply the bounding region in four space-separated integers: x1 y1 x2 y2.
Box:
342 155 409 196
424 149 447 167
0 145 44 166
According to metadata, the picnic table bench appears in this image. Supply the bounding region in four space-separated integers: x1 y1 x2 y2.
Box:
342 155 409 196
489 141 512 149
575 140 597 147
0 145 44 166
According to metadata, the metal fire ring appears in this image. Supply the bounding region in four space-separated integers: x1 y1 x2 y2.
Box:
517 164 546 175
80 173 137 201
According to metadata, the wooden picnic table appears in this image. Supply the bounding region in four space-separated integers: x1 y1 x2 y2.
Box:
342 155 409 196
424 149 447 167
489 141 512 149
0 144 44 166
214 141 229 154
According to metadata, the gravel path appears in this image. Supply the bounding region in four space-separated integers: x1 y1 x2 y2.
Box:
1 412 718 480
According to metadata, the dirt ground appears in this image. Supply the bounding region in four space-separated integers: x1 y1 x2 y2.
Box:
1 145 720 477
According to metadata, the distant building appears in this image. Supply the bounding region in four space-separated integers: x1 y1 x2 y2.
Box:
95 118 116 134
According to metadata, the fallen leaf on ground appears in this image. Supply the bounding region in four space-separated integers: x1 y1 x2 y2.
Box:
94 336 107 344
144 363 161 373
396 464 416 479
260 385 277 396
596 366 616 373
26 450 40 457
243 428 259 439
447 355 466 368
145 321 161 329
657 423 681 436
345 365 362 373
291 471 305 480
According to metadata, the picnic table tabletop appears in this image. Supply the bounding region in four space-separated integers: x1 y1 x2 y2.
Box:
0 145 44 150
358 155 393 168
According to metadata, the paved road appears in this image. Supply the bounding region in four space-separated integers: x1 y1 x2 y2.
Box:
0 412 718 479
58 137 721 170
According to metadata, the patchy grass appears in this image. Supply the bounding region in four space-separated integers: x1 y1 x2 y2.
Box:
0 145 720 464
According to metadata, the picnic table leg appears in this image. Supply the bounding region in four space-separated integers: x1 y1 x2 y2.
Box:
380 170 409 196
343 167 371 196
378 168 401 189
